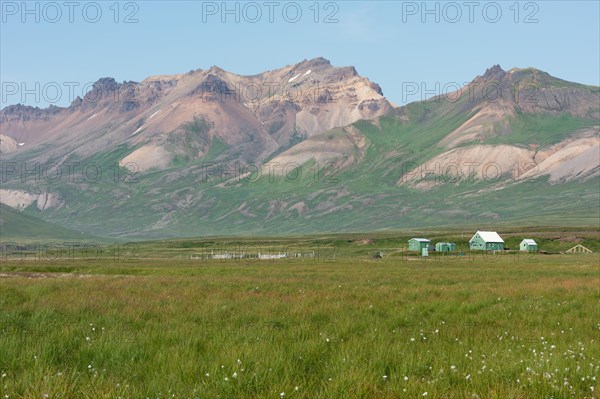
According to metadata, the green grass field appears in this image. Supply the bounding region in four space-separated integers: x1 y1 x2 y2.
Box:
1 232 599 398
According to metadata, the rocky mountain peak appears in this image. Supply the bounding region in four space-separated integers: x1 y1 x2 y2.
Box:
0 103 63 120
481 64 506 80
207 65 225 74
93 77 119 89
302 57 332 68
1 103 38 114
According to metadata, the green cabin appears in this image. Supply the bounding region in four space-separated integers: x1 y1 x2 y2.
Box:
520 239 538 252
408 238 431 252
469 231 505 251
435 242 457 252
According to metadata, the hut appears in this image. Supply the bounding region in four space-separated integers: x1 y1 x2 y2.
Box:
408 238 431 252
519 239 538 252
469 231 504 251
435 242 457 252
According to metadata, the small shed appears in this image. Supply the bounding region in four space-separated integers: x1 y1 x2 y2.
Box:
520 239 538 252
408 238 431 252
469 231 505 251
435 242 457 252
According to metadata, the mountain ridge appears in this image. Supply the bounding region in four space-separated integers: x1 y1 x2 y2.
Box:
1 60 598 239
0 57 392 168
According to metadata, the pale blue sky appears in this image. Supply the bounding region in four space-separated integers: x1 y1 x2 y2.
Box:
1 0 599 108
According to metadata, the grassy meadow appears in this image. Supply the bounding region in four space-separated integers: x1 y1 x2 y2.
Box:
0 231 599 398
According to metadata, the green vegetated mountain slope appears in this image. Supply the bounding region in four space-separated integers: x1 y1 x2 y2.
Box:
0 204 94 242
1 62 598 239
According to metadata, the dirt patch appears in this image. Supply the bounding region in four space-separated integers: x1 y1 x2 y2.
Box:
0 134 18 153
439 101 516 148
0 189 63 211
399 144 534 186
120 144 172 172
520 135 600 182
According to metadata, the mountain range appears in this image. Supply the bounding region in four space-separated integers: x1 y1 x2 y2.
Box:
1 58 598 239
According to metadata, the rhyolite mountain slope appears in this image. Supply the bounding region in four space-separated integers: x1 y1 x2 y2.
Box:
1 57 391 171
1 61 598 239
280 65 599 186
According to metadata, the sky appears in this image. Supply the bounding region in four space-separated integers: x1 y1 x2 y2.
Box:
1 0 599 108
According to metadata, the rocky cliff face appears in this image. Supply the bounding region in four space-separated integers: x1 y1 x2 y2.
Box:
466 65 599 118
434 65 599 149
0 58 392 167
